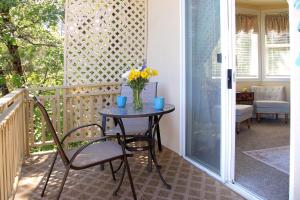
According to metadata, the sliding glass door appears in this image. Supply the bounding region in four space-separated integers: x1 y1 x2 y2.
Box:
185 0 230 175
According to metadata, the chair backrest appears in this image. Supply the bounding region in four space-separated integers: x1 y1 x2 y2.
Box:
121 82 158 103
33 96 69 165
251 86 286 101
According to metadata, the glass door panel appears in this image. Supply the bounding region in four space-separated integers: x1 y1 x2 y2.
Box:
186 0 222 174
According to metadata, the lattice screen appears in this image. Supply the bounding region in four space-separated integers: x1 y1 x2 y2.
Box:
64 0 147 85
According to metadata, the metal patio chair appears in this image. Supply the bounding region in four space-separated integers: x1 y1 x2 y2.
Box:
33 97 136 200
105 82 163 151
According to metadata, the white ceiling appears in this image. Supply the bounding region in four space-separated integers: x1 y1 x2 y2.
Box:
236 0 287 5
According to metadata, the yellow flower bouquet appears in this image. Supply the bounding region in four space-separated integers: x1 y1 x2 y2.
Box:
122 66 158 109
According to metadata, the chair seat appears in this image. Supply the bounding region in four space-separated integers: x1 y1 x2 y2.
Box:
66 141 131 168
255 100 289 109
236 104 253 123
236 104 253 116
105 118 149 136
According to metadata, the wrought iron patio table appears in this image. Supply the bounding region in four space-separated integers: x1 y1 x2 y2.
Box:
100 103 175 189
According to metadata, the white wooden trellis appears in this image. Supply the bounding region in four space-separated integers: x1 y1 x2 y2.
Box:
64 0 147 85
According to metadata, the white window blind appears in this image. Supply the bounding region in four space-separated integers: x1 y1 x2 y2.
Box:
264 31 290 78
236 31 259 78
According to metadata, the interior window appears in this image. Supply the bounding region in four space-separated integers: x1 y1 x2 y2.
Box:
236 31 259 78
264 31 290 78
235 13 259 79
235 11 290 80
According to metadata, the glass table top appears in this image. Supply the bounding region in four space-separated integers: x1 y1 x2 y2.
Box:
100 103 175 118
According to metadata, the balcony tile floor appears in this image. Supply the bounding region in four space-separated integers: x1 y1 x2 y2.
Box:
15 147 244 200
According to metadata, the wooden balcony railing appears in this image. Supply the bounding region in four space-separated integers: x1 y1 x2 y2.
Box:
0 83 121 199
0 89 28 200
27 83 121 151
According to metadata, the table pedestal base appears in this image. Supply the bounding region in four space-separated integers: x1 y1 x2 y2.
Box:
116 117 171 189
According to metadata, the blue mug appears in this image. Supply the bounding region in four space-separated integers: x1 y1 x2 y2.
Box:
154 97 165 110
117 96 127 108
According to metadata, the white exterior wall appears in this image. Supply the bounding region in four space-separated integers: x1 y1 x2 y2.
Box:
147 0 182 154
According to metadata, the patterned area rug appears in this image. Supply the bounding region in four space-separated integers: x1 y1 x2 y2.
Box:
243 146 289 175
15 147 244 200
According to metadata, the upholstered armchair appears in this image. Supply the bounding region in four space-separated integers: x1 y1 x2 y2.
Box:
251 86 290 123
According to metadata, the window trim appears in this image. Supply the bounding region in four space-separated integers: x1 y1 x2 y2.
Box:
236 8 290 82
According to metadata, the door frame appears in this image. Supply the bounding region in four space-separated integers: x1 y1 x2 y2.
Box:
225 1 295 200
179 0 234 183
180 0 295 200
287 1 298 199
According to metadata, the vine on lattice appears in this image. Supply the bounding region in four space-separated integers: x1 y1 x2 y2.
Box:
64 0 146 85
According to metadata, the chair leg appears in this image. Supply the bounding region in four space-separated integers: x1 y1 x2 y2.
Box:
149 140 171 189
115 120 137 200
113 162 126 196
41 151 58 197
256 113 261 121
109 161 116 181
247 119 251 129
56 166 70 200
147 148 152 172
236 122 240 134
156 124 162 152
123 156 137 200
113 160 124 174
285 114 288 124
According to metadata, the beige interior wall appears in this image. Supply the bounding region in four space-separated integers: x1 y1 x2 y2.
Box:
237 81 291 101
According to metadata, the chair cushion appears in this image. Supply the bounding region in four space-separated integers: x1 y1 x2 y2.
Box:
66 141 131 168
254 100 290 113
236 105 253 116
255 100 289 109
105 118 148 135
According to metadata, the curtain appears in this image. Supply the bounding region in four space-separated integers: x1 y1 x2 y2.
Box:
265 13 289 33
236 14 258 33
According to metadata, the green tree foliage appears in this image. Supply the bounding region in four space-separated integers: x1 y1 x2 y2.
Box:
0 0 64 96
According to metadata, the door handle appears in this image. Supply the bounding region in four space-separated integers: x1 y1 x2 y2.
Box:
227 69 232 89
217 53 222 63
